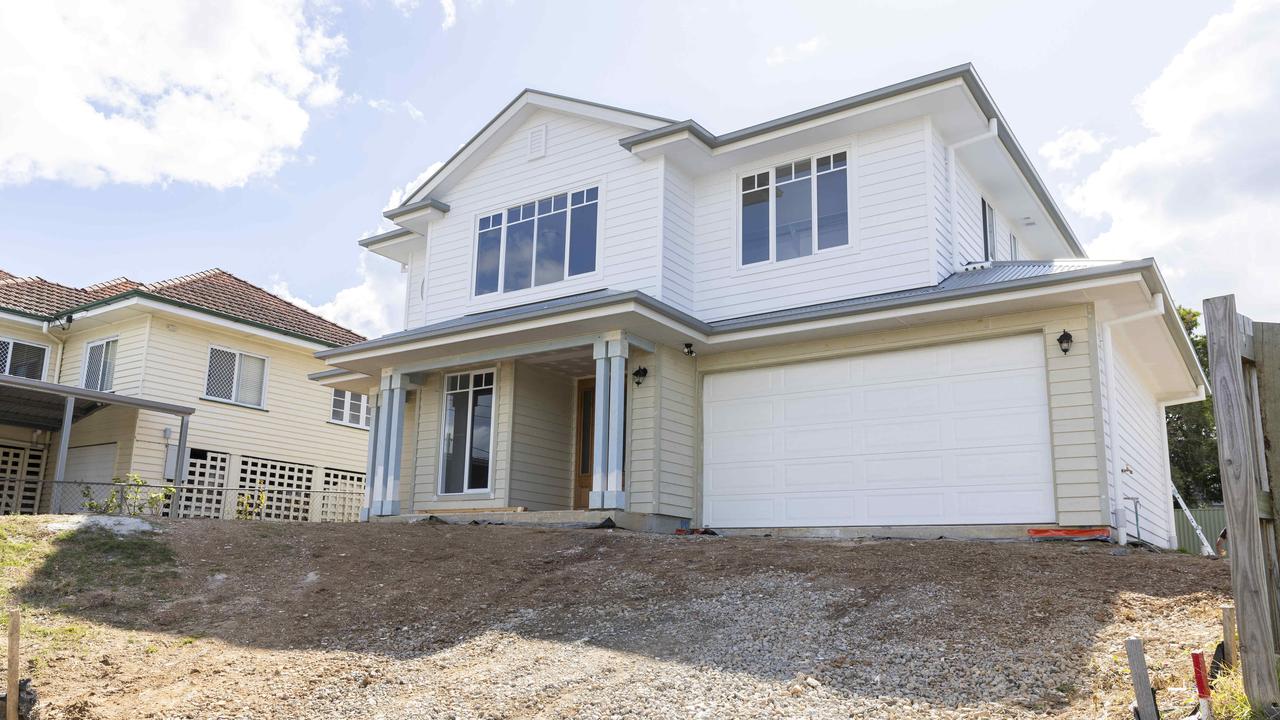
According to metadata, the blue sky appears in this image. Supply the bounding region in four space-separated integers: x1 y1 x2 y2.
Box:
3 0 1276 336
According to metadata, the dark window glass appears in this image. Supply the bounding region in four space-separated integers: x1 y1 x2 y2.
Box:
817 167 849 249
504 219 534 291
553 193 567 212
585 187 597 203
775 176 813 261
441 390 470 494
535 210 567 286
475 227 502 295
467 387 493 490
568 202 598 275
8 342 45 380
741 187 770 264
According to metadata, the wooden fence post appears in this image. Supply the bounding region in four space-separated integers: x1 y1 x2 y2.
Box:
1126 637 1160 719
1224 604 1240 667
1206 295 1280 709
7 608 17 720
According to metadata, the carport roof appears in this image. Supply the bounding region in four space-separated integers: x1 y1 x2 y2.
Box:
0 374 193 431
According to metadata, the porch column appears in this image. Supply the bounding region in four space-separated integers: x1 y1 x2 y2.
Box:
605 341 627 509
365 372 406 519
590 344 611 509
360 393 380 522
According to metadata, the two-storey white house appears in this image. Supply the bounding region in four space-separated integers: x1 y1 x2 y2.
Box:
315 65 1205 547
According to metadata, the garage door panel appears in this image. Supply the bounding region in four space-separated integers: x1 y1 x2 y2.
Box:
782 461 856 491
702 334 1055 528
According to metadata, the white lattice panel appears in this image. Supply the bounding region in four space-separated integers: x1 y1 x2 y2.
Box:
0 444 43 515
318 468 365 522
172 449 230 519
206 348 236 400
238 456 313 522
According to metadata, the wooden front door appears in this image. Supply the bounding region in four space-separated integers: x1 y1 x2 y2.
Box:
573 377 595 510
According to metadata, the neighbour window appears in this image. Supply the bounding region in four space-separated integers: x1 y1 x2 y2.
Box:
330 389 372 428
204 347 267 408
440 370 495 494
1009 233 1018 261
82 338 117 392
474 186 599 296
982 199 996 262
0 338 47 380
741 151 849 265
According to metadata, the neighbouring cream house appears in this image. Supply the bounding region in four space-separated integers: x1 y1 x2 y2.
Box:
0 268 372 521
314 65 1205 547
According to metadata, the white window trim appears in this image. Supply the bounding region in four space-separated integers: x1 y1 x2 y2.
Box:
329 389 371 430
981 198 996 263
437 368 497 496
467 181 605 303
735 145 856 272
0 336 50 381
81 336 118 392
201 345 270 410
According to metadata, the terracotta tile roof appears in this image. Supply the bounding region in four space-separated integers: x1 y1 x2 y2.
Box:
0 268 363 347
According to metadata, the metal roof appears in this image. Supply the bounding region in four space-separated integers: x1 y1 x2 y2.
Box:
0 375 194 431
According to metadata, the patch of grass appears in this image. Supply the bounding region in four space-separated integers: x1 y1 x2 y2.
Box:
1212 665 1268 720
18 526 177 606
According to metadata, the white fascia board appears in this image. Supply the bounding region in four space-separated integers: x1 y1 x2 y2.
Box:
75 297 330 352
365 231 425 264
0 310 45 327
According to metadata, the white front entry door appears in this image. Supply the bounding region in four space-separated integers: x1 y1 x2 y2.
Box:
701 334 1055 528
54 443 118 514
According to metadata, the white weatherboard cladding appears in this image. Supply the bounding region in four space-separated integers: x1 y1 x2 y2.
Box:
55 443 118 513
692 118 935 322
418 109 661 326
1111 348 1175 548
701 334 1054 528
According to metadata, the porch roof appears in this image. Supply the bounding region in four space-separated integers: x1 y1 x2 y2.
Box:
0 374 193 431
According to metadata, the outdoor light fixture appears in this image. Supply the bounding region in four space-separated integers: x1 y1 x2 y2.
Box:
54 314 73 331
632 367 648 386
683 343 697 357
1057 330 1074 355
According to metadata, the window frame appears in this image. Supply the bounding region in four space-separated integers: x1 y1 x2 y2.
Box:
468 182 604 302
735 146 855 270
981 198 996 262
0 337 49 381
437 368 497 496
201 345 270 410
81 337 118 392
1009 232 1018 261
329 388 371 430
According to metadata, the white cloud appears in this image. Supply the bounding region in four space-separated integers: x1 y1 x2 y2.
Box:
1062 0 1280 319
0 1 346 189
271 254 406 339
766 35 827 67
1038 128 1108 171
389 0 421 15
403 101 425 122
440 0 457 29
384 161 445 211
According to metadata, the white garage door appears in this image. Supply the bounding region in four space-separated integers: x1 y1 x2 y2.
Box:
53 443 118 514
702 334 1054 528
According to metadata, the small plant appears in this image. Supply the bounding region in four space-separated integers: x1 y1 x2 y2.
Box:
81 473 174 517
235 480 268 521
1211 664 1271 720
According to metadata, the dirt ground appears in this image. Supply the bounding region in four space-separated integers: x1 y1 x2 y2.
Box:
0 516 1231 719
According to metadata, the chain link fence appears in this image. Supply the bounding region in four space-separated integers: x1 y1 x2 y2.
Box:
44 476 366 522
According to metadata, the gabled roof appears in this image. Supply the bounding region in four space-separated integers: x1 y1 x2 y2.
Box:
0 268 364 348
388 89 674 219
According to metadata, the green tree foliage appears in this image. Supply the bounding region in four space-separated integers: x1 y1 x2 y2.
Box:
1166 306 1220 503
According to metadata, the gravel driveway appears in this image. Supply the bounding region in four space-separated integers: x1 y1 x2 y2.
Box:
4 518 1229 719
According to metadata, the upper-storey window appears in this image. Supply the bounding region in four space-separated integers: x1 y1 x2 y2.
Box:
204 346 267 409
981 198 996 262
82 338 117 392
741 151 849 266
331 389 371 428
0 338 46 380
474 186 599 296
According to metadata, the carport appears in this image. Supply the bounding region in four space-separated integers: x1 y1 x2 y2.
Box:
0 374 194 513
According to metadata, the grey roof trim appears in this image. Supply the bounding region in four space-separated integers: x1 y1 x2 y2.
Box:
617 63 1085 258
383 196 450 221
0 374 195 416
393 89 678 213
316 289 711 359
308 367 352 381
318 260 1161 360
358 227 416 249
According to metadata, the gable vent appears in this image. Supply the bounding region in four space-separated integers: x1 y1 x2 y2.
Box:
528 124 547 160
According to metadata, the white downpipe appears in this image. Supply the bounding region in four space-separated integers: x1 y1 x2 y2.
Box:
1103 293 1165 544
946 118 998 271
40 321 65 384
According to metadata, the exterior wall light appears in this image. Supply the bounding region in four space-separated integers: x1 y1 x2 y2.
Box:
1057 330 1074 355
632 367 648 386
683 343 697 357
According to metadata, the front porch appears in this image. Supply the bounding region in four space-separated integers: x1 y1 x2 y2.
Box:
345 330 698 525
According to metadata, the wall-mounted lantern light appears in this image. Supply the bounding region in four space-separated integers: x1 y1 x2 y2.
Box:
1057 330 1074 355
632 367 648 386
683 343 697 357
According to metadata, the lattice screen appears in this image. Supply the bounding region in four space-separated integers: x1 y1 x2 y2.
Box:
318 468 365 522
171 449 230 519
0 444 44 515
205 348 236 400
237 456 313 522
